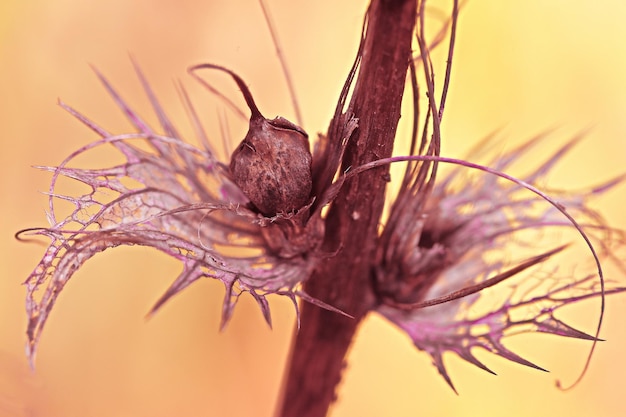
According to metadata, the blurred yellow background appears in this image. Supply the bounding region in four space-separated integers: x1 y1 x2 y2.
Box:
2 1 626 416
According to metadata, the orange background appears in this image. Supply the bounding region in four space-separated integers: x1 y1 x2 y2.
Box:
2 1 626 416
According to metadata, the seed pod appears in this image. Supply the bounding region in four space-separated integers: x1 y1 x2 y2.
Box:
193 64 312 217
230 114 312 216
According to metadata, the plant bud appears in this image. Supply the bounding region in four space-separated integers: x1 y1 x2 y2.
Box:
230 115 312 216
192 64 313 217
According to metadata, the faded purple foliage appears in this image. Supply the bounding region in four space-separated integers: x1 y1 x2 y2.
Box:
19 5 625 395
375 132 625 391
21 63 349 363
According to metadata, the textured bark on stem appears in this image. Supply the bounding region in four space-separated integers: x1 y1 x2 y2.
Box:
277 1 417 416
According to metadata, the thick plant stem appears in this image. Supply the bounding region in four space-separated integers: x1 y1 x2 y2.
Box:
277 1 417 416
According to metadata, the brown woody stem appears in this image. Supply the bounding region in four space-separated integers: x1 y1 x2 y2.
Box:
276 1 417 416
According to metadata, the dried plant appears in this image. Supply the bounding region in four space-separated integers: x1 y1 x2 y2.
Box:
17 0 625 416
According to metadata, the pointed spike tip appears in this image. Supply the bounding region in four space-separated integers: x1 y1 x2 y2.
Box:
189 63 264 121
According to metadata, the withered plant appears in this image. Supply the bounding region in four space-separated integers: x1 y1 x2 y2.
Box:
18 1 625 416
